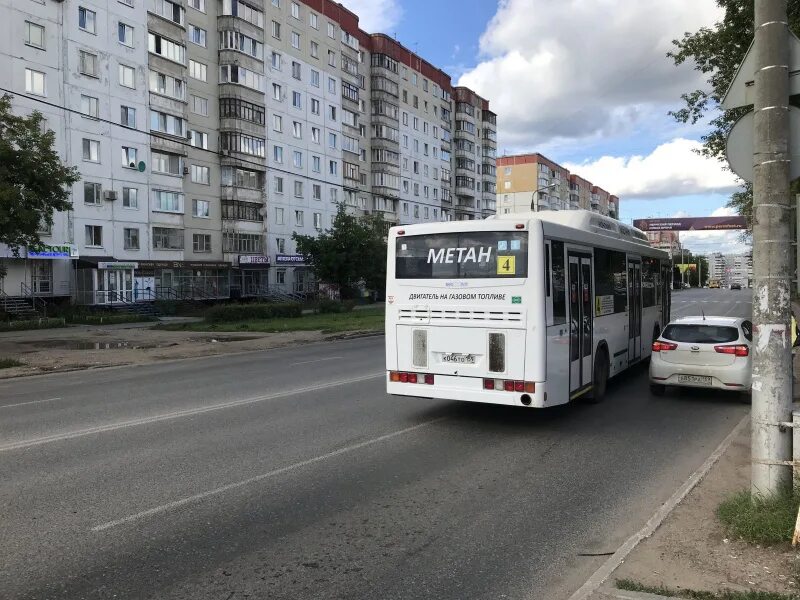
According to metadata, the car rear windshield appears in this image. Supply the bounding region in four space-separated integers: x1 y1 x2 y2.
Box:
661 324 739 344
395 231 528 279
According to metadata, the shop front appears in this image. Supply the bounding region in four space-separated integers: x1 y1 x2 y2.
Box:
275 254 316 295
136 261 231 301
235 255 270 297
0 243 79 299
75 260 138 305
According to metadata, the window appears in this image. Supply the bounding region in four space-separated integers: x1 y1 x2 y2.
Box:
81 95 99 118
25 68 46 96
295 210 304 226
221 166 263 189
221 132 266 157
148 33 185 64
85 225 102 247
273 83 282 100
152 190 184 212
294 180 303 197
189 0 205 11
219 98 264 124
223 232 262 253
327 22 335 38
124 228 140 250
118 22 134 46
642 257 660 308
82 138 100 162
149 70 185 100
291 31 300 49
291 2 300 18
151 0 185 25
153 227 184 250
25 21 45 49
119 64 136 88
292 61 301 80
310 41 319 58
84 182 101 205
292 121 302 139
276 238 286 253
79 50 98 77
272 20 281 39
191 164 210 184
276 269 286 284
550 240 566 325
293 151 302 168
192 234 211 253
189 25 207 47
330 187 338 202
193 199 210 217
219 65 263 90
189 130 208 149
120 106 136 128
414 205 419 218
274 176 284 193
311 127 320 144
273 145 283 163
272 114 282 132
191 95 209 116
121 146 138 167
314 212 322 230
327 50 336 67
312 184 321 200
152 151 182 175
150 110 185 136
328 105 337 121
275 207 284 224
219 30 264 58
309 12 318 28
311 98 320 115
292 91 301 108
189 59 207 81
328 132 337 148
312 155 321 172
342 108 358 127
78 7 96 33
329 160 337 176
122 187 138 208
594 249 628 315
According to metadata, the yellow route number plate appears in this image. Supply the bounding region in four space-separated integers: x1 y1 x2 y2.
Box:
497 256 516 275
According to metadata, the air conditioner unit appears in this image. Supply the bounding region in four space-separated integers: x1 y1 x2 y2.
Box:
104 190 118 201
183 165 190 175
221 149 231 157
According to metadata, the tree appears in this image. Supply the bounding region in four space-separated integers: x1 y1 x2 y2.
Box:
0 94 79 261
293 204 388 298
668 1 800 229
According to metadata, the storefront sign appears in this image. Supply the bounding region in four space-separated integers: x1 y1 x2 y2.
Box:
136 260 231 269
27 244 79 259
275 254 306 265
98 262 139 270
239 255 271 266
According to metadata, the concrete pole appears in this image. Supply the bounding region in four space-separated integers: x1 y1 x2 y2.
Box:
796 194 800 295
751 0 793 497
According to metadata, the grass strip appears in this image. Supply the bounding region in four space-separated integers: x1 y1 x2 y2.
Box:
717 488 800 545
617 578 799 599
0 358 23 369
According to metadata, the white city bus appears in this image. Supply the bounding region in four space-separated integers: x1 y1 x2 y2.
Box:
385 210 671 408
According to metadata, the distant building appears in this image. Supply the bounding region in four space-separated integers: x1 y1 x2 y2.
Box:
496 153 618 219
709 252 753 287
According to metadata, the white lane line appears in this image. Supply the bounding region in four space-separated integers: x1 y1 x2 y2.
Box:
92 416 447 532
0 372 384 453
566 413 749 600
290 356 344 366
0 397 61 410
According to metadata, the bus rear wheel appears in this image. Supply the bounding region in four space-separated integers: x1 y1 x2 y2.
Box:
587 348 609 403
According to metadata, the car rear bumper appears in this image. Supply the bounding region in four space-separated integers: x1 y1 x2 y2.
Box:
649 359 751 391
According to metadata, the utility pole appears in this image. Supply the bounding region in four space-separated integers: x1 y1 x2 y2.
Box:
751 0 793 497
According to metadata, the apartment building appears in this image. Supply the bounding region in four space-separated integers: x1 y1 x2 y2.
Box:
496 153 619 219
709 252 753 287
646 231 681 256
0 0 496 304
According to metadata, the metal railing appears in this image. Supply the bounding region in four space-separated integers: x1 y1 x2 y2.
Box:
20 283 47 317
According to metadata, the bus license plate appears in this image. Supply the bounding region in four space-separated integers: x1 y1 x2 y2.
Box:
678 375 712 386
441 353 477 365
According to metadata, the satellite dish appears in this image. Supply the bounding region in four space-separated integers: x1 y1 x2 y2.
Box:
137 161 146 172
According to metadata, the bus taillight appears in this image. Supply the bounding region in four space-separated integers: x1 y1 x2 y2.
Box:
390 371 434 385
484 379 536 394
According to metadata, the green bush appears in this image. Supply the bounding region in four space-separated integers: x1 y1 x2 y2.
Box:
317 298 343 314
205 302 302 323
66 314 156 325
0 318 66 331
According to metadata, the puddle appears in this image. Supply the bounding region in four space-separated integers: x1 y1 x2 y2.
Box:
19 340 158 350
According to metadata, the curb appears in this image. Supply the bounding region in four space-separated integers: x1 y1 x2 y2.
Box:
567 413 750 600
595 589 688 600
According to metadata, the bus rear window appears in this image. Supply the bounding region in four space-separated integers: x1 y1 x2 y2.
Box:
395 232 529 279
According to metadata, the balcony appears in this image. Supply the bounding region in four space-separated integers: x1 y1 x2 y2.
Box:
372 185 400 199
455 186 476 199
221 186 264 203
454 147 475 160
371 137 400 152
370 88 399 103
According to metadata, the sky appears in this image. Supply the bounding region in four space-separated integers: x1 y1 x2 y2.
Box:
338 0 748 255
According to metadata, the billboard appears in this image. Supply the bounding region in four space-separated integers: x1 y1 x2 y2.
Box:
676 264 697 273
633 216 747 232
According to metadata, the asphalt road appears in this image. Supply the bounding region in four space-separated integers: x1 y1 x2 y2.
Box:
0 288 752 600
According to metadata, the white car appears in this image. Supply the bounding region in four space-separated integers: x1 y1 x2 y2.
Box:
650 316 752 397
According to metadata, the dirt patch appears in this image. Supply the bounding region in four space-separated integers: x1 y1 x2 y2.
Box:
0 325 377 378
610 422 800 596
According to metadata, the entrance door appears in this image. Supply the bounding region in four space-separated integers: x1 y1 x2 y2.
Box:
628 259 642 362
568 253 594 396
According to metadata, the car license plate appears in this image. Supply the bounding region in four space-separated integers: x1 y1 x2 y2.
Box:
678 375 712 386
441 352 477 365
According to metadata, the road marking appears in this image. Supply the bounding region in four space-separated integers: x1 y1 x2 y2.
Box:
565 413 749 600
289 356 344 366
0 372 385 453
0 397 61 409
92 416 447 532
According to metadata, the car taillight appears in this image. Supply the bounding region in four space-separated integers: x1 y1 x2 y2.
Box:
391 371 434 384
715 344 749 357
652 341 678 352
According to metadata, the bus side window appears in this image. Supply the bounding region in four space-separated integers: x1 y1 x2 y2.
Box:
545 241 553 326
552 240 566 325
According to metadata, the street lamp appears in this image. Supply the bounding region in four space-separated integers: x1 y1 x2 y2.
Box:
531 182 558 212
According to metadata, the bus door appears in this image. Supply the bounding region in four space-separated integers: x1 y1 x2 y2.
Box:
627 259 642 362
660 263 671 328
568 253 593 396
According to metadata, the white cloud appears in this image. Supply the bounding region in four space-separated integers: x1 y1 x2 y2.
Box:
563 138 741 199
337 0 402 33
676 207 751 255
458 0 723 148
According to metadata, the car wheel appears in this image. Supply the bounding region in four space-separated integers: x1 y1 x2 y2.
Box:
650 383 666 396
738 390 752 404
586 348 609 403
